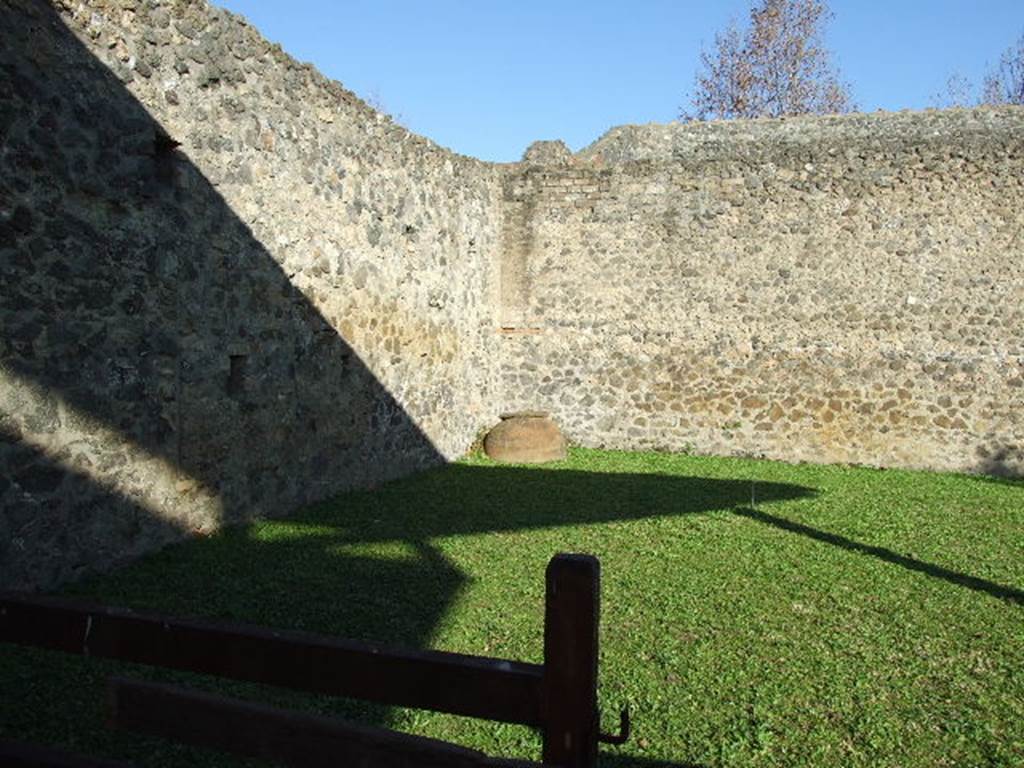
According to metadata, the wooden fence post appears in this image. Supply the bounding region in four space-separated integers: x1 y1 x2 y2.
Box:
541 553 600 768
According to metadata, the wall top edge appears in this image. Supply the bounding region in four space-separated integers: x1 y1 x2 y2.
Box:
573 106 1024 166
64 1 1024 170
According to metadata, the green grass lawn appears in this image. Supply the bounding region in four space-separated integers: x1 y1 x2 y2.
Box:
3 448 1023 767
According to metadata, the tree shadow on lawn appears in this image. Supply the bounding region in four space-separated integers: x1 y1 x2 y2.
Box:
18 465 806 766
14 463 1024 766
732 505 1024 606
69 464 817 646
598 754 706 768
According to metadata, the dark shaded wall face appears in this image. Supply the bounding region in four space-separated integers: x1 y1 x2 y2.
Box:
0 0 503 589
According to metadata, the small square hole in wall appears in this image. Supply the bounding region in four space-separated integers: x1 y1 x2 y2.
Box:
153 130 180 185
227 354 247 397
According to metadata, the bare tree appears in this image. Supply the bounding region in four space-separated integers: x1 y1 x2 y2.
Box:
931 30 1023 109
932 73 975 109
683 0 854 121
982 30 1024 105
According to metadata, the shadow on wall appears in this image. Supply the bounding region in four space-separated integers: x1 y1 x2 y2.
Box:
0 426 193 589
0 1 442 590
977 444 1024 479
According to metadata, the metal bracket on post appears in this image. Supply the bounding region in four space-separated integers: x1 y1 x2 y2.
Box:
598 706 631 746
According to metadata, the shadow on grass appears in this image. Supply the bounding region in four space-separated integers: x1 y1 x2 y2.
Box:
3 0 1018 765
14 464 1024 766
599 754 707 768
70 465 816 645
0 3 815 763
974 472 1024 490
6 465 811 766
733 506 1024 606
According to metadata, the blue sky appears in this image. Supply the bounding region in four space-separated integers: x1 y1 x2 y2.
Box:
214 1 1023 162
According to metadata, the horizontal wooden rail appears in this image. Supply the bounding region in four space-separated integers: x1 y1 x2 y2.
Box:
0 739 135 768
108 678 540 768
0 592 544 726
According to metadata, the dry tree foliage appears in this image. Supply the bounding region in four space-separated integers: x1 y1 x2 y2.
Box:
683 0 854 121
982 31 1024 106
932 73 976 109
933 30 1023 108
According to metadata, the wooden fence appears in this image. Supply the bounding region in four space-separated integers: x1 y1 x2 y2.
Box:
1 553 628 767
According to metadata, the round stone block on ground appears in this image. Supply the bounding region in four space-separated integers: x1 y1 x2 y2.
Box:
484 412 567 464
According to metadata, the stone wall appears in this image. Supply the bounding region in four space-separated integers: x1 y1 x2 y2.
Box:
3 0 1022 591
0 0 502 589
499 110 1024 475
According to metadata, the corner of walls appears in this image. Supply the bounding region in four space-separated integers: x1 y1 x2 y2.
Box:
0 0 505 589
